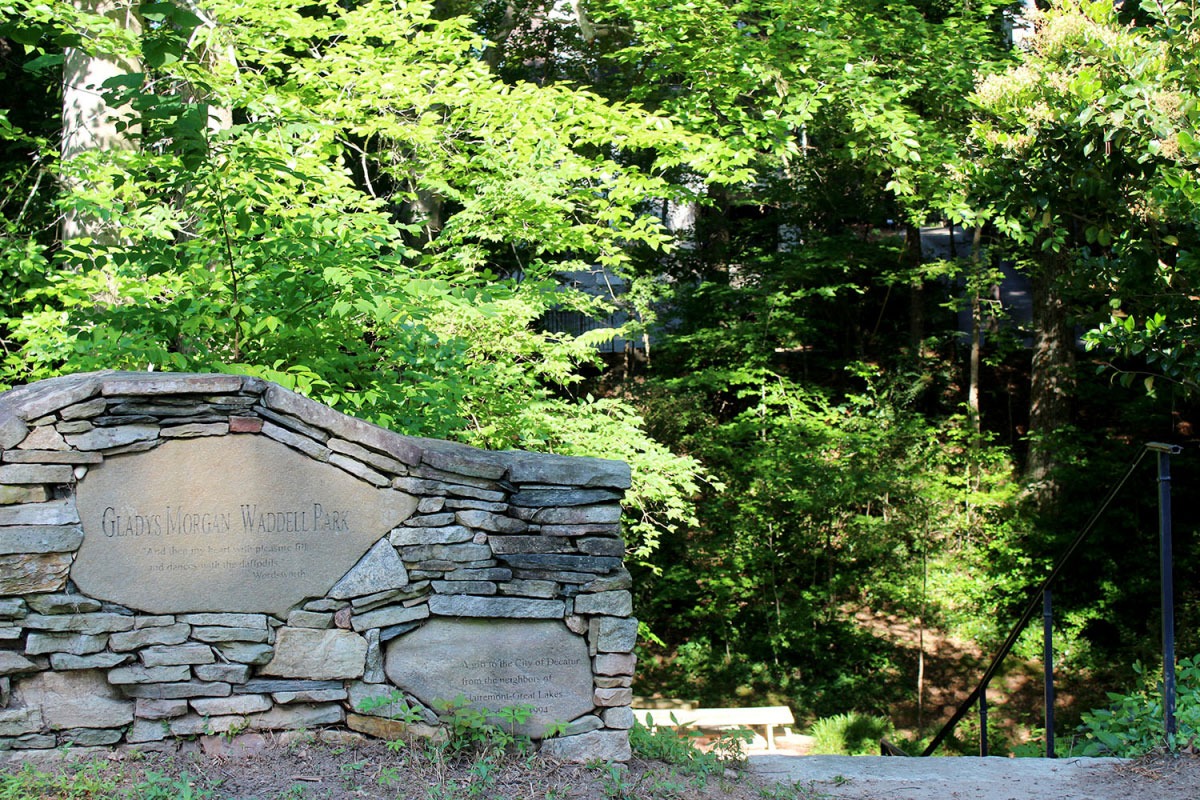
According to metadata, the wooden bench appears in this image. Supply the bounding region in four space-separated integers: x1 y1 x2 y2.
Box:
632 706 796 751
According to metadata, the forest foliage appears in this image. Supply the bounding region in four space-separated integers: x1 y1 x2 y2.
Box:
2 0 1200 748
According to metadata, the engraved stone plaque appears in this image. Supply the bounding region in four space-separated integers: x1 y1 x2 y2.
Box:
384 619 593 737
73 436 417 616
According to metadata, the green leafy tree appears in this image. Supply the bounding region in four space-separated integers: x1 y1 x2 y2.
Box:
0 0 749 561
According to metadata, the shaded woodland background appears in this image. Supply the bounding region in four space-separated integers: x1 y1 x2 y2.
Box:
3 0 1200 752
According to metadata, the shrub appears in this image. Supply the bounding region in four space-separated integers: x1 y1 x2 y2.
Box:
1076 656 1200 757
808 712 894 755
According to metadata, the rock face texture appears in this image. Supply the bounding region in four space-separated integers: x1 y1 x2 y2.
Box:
0 372 635 761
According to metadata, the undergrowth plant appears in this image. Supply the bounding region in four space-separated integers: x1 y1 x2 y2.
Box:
1076 655 1200 757
808 713 894 756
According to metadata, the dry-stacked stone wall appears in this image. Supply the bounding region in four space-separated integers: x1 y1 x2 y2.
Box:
0 372 635 761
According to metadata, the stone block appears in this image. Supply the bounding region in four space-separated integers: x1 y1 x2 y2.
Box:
14 670 133 730
454 511 527 534
428 595 565 619
73 436 417 617
126 718 168 743
0 527 84 555
248 703 344 731
497 554 621 574
0 500 78 527
229 416 263 433
505 452 632 490
62 728 122 747
1 450 102 464
17 427 68 452
169 714 247 736
0 707 43 737
510 488 622 507
384 619 591 738
572 591 633 617
286 610 333 629
364 629 384 684
0 652 39 677
260 421 331 461
0 413 27 450
329 540 409 600
100 373 246 396
214 643 273 665
499 579 559 599
593 688 633 707
327 438 406 475
0 486 48 506
110 623 191 652
351 603 429 633
135 698 189 720
160 422 229 438
593 653 636 676
58 399 107 420
431 581 497 595
107 665 191 684
193 663 251 683
592 617 638 653
25 632 107 656
0 464 73 484
397 543 492 563
581 569 633 593
64 424 159 451
488 535 571 555
401 513 457 528
262 628 368 680
273 689 348 704
345 713 445 742
540 729 631 762
329 453 389 486
389 526 472 546
120 681 232 699
49 652 130 670
22 613 135 634
140 643 215 666
26 594 100 614
562 715 604 736
602 706 635 730
191 626 269 643
191 695 272 716
0 599 24 619
180 613 267 628
577 538 626 557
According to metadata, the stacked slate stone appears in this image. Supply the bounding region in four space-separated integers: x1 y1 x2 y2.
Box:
0 372 635 762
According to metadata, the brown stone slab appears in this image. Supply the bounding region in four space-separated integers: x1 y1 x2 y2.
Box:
73 435 417 616
384 619 593 738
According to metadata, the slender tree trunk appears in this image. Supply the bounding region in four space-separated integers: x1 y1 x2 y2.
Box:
967 226 984 437
1026 253 1075 502
61 0 141 243
905 223 924 353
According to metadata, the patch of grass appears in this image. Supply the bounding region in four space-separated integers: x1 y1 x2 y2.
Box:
808 712 893 756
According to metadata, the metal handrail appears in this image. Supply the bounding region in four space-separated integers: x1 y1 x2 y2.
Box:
910 446 1158 757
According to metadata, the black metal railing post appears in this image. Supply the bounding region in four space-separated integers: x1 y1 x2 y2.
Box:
1149 442 1181 739
1043 588 1055 757
979 687 988 757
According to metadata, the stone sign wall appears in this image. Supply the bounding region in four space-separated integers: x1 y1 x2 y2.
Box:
0 372 635 761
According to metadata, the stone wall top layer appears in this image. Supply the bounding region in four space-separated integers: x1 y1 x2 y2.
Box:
0 372 636 763
0 372 631 490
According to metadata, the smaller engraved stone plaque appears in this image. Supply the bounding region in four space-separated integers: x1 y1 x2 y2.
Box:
384 619 593 737
73 436 417 616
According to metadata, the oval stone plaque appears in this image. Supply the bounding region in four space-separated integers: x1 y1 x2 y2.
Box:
74 435 417 615
384 619 593 737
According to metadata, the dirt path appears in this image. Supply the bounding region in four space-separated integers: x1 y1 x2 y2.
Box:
748 753 1200 800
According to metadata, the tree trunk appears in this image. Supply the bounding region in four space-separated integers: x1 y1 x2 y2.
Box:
1026 253 1075 501
61 0 141 243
